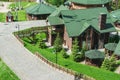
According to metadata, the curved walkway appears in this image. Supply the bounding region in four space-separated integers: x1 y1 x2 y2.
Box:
0 2 11 13
0 20 74 80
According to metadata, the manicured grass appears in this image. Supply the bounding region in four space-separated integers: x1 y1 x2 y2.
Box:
12 10 27 21
0 1 37 22
9 1 37 9
0 59 20 80
21 35 120 80
0 13 6 22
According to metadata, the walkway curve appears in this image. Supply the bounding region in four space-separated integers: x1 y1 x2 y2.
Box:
0 20 74 80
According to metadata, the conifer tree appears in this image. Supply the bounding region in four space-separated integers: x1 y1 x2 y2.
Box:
60 48 69 58
72 38 79 55
101 54 117 71
53 33 62 52
39 37 46 49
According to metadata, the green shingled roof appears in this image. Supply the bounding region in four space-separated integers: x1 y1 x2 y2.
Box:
47 17 64 25
110 9 120 22
69 0 112 5
85 50 105 59
105 43 117 51
47 5 68 25
115 41 120 56
61 7 116 37
26 3 56 15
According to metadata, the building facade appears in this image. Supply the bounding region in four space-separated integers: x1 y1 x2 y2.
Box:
48 7 116 50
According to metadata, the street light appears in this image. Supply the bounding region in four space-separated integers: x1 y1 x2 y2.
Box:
16 24 20 35
53 49 57 64
15 8 18 21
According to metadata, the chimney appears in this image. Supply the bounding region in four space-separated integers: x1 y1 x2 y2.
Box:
99 13 107 30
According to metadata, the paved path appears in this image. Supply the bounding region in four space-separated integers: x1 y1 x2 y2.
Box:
0 20 74 80
0 2 11 13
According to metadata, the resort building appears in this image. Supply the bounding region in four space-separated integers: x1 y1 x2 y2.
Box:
26 2 56 20
67 0 112 10
47 7 116 50
110 9 120 28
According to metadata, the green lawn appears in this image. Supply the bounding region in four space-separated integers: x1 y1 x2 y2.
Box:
9 1 37 9
0 59 20 80
0 13 6 22
20 32 120 80
0 1 36 22
12 10 27 21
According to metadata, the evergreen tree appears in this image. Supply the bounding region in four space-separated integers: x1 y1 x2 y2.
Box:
46 0 65 6
60 48 69 58
109 55 117 71
101 58 110 70
72 38 79 55
39 37 46 49
53 33 62 52
101 55 117 71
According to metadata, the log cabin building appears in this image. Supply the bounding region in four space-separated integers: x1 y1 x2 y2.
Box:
26 2 56 20
114 41 120 59
68 0 112 10
110 9 120 28
47 7 116 50
47 5 68 45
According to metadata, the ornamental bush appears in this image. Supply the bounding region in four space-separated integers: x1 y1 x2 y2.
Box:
60 49 69 58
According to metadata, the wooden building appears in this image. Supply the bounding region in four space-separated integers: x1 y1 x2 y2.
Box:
85 50 105 67
47 5 68 45
26 2 56 20
68 0 112 10
110 9 120 28
104 43 117 56
47 7 116 50
114 41 120 59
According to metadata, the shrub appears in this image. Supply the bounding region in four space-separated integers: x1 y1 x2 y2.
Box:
53 33 62 52
72 38 79 55
73 53 84 62
39 38 46 49
60 49 69 58
101 55 117 71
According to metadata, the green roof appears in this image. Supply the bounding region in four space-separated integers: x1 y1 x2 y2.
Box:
69 0 112 5
47 17 64 25
85 50 105 59
105 43 117 51
26 3 56 15
110 9 120 22
47 5 68 25
115 41 120 56
61 7 116 37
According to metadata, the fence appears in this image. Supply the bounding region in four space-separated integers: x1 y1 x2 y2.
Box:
14 33 95 80
35 52 95 80
35 52 76 75
14 34 24 45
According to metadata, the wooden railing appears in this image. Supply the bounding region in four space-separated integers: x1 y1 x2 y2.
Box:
35 52 76 75
14 34 24 45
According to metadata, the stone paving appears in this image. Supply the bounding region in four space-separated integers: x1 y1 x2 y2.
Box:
0 20 74 80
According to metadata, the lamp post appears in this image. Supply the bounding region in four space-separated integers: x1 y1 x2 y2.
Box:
16 24 20 35
53 49 57 64
15 9 18 21
56 51 57 64
18 0 21 10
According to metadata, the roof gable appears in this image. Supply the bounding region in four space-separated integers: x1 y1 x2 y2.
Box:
110 9 120 22
47 5 68 25
115 41 120 56
69 0 112 5
61 7 116 37
26 3 56 15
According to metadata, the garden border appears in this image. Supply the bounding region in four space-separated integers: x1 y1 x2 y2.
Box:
35 52 95 80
